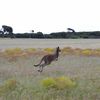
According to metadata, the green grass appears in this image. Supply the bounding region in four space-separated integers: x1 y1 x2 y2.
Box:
0 53 100 100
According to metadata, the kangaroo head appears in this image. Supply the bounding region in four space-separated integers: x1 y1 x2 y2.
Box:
57 46 61 52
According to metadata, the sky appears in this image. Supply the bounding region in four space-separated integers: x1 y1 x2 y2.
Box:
0 0 100 33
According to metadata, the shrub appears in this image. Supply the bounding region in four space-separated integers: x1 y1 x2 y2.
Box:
55 76 76 89
25 48 36 54
74 48 82 55
81 49 92 56
41 77 56 89
41 76 76 90
4 79 17 90
27 48 36 51
94 49 100 56
62 47 74 55
4 48 22 56
44 48 54 53
0 79 17 96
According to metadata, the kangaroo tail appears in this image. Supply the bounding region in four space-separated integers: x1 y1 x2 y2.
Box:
34 57 44 67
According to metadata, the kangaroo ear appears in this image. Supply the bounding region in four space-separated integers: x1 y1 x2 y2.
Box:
56 46 59 49
57 46 59 49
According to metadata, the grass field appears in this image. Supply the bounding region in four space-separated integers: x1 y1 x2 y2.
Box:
0 46 100 100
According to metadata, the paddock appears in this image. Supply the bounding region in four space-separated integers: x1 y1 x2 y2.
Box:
0 39 100 99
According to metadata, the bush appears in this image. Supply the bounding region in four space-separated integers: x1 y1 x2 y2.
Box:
4 48 22 56
81 49 92 56
44 48 54 53
55 76 76 89
62 47 74 55
25 48 36 54
0 79 17 96
41 77 56 89
41 76 76 90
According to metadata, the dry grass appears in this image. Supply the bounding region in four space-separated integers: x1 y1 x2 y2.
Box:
0 48 100 100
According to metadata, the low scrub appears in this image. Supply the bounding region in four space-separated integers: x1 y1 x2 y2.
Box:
0 47 100 58
44 48 54 53
81 49 93 56
41 76 76 90
24 48 36 55
4 48 22 56
0 79 17 96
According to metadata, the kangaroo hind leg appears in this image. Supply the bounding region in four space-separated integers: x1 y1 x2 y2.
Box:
38 63 47 72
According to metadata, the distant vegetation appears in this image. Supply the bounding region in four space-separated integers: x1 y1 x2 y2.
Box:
0 25 14 38
1 31 99 39
12 31 100 38
0 25 100 38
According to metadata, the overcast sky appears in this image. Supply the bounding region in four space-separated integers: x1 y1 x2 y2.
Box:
0 0 100 33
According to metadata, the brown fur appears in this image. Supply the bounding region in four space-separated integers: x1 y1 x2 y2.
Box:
34 47 61 72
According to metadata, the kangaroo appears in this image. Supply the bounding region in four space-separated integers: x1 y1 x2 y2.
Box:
34 47 61 72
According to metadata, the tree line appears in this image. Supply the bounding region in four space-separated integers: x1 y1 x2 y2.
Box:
0 25 100 38
8 31 100 39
